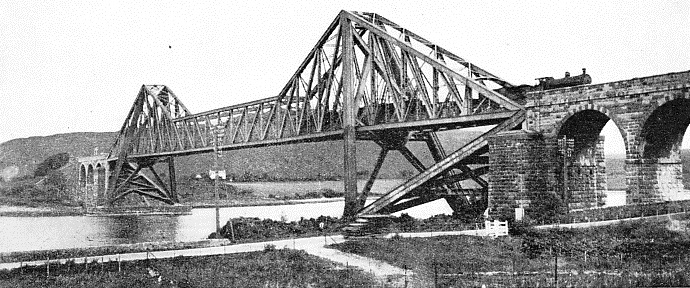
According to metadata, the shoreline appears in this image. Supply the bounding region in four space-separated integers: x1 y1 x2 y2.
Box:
0 196 359 217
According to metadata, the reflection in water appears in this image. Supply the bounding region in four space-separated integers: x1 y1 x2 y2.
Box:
0 215 182 253
101 215 180 244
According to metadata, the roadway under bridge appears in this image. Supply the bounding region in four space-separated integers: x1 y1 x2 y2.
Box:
75 11 690 225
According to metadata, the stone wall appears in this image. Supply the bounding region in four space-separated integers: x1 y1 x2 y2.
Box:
488 130 558 220
563 136 607 210
488 130 607 220
627 160 685 203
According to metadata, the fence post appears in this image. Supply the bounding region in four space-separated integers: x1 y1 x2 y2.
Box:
118 254 121 273
404 264 408 288
434 261 438 288
46 257 50 277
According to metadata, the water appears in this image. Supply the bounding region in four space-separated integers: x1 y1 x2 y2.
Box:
0 190 628 253
0 198 452 253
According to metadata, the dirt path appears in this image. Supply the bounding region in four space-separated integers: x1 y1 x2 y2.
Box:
1 230 469 285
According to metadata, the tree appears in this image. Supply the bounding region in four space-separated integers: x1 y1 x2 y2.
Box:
34 153 70 177
43 170 68 200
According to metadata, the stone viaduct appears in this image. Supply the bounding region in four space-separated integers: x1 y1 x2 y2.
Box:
75 155 110 207
489 71 690 219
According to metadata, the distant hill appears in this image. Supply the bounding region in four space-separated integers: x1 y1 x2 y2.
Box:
0 130 485 183
0 132 118 182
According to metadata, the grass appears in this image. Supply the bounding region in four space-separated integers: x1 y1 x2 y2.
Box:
0 249 386 288
0 239 230 264
331 216 690 287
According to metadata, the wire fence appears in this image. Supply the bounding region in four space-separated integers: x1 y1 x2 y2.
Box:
424 256 690 287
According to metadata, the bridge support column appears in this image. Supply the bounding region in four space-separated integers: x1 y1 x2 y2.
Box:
488 130 560 221
559 135 607 210
341 15 358 218
168 157 178 203
627 159 685 203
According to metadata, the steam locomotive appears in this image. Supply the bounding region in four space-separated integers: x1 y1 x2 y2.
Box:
495 68 592 102
535 68 591 90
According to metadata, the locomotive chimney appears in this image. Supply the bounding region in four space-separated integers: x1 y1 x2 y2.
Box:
565 71 570 77
582 68 587 75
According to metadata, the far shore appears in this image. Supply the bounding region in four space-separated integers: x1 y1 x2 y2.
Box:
0 196 358 217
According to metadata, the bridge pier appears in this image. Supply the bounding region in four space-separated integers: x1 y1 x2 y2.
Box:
627 159 684 203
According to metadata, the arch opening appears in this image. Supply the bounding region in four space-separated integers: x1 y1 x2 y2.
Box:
558 110 627 209
79 165 87 189
638 99 690 202
86 165 94 185
96 164 106 206
641 99 690 161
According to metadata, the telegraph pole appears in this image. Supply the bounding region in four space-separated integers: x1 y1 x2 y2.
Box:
213 125 221 238
213 124 234 241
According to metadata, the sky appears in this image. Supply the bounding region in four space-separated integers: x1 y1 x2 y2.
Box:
1 1 689 154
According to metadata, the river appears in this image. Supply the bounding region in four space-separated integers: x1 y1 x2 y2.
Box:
0 190 627 253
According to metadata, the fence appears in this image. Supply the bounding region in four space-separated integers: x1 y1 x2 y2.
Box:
424 254 690 287
534 199 690 226
485 220 509 237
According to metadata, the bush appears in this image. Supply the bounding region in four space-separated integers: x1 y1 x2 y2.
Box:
214 216 341 241
34 153 70 177
393 213 417 231
320 188 343 198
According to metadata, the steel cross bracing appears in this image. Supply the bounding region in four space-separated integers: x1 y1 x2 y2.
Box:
104 11 525 215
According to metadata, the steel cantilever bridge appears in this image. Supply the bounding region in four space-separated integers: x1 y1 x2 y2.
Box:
100 11 526 219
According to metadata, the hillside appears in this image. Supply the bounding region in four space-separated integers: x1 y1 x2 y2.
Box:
0 130 485 183
0 132 118 182
3 131 690 192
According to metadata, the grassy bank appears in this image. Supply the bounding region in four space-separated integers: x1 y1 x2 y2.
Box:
0 239 231 264
331 216 690 287
0 249 386 288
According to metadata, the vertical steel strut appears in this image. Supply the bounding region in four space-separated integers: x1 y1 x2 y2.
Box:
341 15 359 218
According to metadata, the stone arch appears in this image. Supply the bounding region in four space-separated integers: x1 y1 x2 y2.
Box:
555 106 626 209
631 98 690 202
96 163 106 205
639 97 690 160
87 164 94 185
555 104 629 154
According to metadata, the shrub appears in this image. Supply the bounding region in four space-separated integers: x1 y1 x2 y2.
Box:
394 213 417 231
320 188 343 198
34 153 70 177
263 244 276 252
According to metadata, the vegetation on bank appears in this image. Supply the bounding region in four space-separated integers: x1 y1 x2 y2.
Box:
211 213 474 242
0 249 386 288
0 152 74 209
0 240 231 264
331 215 690 287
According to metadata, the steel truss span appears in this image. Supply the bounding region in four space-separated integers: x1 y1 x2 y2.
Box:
103 11 525 221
